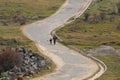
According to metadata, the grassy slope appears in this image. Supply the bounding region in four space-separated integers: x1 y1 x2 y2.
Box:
0 0 65 20
57 0 120 79
96 56 120 80
0 0 65 51
0 0 65 78
57 0 120 49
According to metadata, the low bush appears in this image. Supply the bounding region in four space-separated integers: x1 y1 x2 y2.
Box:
0 37 20 46
0 47 22 72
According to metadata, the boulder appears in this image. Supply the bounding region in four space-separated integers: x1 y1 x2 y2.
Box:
88 45 120 55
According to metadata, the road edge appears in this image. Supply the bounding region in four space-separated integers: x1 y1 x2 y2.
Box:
51 0 107 79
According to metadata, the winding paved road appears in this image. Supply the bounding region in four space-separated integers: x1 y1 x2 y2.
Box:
23 0 103 80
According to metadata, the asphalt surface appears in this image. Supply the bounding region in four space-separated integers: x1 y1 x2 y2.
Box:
23 0 100 80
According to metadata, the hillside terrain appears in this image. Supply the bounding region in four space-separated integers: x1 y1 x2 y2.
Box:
57 0 120 80
0 0 64 79
0 0 64 50
0 0 64 23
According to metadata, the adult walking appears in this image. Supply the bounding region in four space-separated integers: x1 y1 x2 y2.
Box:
53 35 58 45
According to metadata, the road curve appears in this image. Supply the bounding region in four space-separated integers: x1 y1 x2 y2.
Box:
23 0 102 80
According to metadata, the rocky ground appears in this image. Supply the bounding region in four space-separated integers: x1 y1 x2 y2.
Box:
0 47 52 80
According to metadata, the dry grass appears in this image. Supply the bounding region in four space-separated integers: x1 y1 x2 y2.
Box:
0 0 65 78
57 0 120 80
0 0 65 20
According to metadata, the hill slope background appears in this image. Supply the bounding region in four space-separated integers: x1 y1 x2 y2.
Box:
57 0 120 80
0 0 65 79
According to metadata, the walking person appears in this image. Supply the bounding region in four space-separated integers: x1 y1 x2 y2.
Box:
49 38 52 44
53 35 58 45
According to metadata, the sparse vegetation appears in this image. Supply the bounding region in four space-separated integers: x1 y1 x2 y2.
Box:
117 2 120 15
0 0 65 50
57 0 120 49
95 56 120 80
0 37 20 46
0 0 65 25
84 12 90 21
57 0 120 79
0 0 65 79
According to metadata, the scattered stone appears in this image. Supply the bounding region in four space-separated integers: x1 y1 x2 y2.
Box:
31 15 46 20
1 20 8 26
31 16 40 20
0 47 52 79
47 66 51 70
88 45 120 55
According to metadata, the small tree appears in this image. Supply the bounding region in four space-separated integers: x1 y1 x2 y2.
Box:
92 14 100 23
84 12 90 21
99 12 106 21
109 15 115 22
13 14 27 25
0 47 22 72
17 15 27 25
116 22 120 30
117 2 120 15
